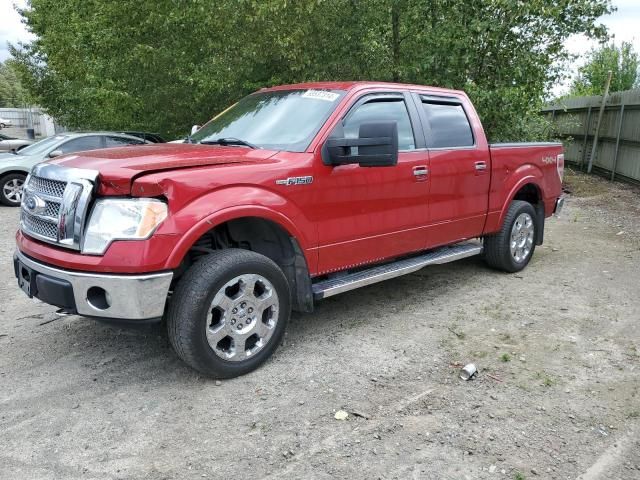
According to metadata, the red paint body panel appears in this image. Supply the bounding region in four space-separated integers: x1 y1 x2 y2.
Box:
484 144 564 233
16 81 563 278
423 94 492 247
312 150 431 274
17 230 179 273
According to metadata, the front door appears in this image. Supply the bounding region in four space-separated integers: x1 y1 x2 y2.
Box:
314 92 431 275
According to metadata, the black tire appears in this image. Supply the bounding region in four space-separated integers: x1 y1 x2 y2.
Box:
0 173 27 207
483 200 537 273
167 249 291 378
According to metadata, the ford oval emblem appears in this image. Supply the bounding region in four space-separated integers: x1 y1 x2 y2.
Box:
24 194 47 215
25 196 36 210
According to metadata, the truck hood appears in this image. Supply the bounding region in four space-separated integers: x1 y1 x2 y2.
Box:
48 143 278 194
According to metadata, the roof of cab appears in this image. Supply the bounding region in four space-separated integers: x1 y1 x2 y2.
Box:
260 81 465 96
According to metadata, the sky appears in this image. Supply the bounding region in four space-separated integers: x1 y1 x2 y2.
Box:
0 0 31 61
557 0 640 95
0 0 638 93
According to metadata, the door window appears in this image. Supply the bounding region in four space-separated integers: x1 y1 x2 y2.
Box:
421 101 474 148
58 136 105 154
106 136 144 147
344 98 416 151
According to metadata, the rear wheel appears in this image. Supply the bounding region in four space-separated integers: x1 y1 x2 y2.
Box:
0 173 26 207
483 200 537 272
167 249 291 378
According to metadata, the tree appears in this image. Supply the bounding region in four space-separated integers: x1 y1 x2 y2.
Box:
11 0 613 141
570 42 639 96
0 61 26 107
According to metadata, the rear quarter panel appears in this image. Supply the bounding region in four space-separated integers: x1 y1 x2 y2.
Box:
484 143 563 234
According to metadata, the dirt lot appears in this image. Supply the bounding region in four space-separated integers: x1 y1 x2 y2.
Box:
1 170 639 480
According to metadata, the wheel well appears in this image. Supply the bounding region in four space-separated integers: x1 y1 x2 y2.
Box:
0 170 29 181
513 183 540 205
512 183 545 245
179 217 313 312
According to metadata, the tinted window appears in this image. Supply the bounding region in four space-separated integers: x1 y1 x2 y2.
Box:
59 136 104 154
422 102 474 148
344 99 415 151
106 136 143 147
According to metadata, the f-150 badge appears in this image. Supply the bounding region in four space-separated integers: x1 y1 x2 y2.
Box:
275 176 313 186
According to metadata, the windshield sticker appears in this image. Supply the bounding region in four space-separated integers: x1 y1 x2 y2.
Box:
302 90 340 102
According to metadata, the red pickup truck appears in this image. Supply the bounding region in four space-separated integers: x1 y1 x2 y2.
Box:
14 82 564 378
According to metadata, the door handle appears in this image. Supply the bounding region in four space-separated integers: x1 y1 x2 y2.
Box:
413 166 429 177
475 161 487 171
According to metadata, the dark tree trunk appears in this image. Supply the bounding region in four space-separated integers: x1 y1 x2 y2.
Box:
391 3 401 82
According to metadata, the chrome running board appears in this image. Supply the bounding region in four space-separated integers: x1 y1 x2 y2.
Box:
312 242 483 300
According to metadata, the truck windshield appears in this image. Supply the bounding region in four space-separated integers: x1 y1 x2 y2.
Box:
191 89 345 152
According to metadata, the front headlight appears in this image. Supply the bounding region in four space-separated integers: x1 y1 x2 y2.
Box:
82 198 168 255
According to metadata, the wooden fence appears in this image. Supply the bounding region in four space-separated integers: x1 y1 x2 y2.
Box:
542 89 640 184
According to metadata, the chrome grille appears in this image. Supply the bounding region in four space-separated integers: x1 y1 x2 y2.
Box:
20 174 66 242
20 164 99 250
44 201 61 218
27 176 67 197
21 211 58 240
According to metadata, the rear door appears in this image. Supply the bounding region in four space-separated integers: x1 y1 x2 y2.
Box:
412 94 491 247
315 91 431 274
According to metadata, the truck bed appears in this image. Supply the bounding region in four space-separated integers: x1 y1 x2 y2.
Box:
484 141 564 235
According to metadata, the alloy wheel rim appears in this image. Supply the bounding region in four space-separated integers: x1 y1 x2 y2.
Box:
3 178 24 203
510 212 534 263
205 274 279 362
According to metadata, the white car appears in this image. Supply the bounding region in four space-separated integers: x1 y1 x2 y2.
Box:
0 133 34 152
0 117 12 128
0 132 146 206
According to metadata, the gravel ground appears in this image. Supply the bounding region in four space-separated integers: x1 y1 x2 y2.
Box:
1 170 639 480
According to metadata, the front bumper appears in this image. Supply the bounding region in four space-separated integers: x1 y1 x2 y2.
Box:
14 250 173 321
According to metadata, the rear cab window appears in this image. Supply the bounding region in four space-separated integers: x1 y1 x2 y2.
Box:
419 96 474 148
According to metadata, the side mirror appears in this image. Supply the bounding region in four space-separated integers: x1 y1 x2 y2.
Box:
190 125 201 135
322 121 398 167
48 150 63 158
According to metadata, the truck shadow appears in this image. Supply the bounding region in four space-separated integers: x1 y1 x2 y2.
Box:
289 255 490 334
14 255 497 387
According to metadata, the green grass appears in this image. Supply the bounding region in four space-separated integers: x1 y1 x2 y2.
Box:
535 371 555 387
514 473 526 480
501 353 511 362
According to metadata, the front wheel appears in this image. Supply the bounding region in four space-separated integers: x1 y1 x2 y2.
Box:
167 249 291 378
483 200 537 273
0 173 27 207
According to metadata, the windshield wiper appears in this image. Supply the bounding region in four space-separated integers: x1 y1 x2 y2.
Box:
199 137 258 149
